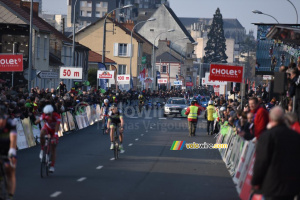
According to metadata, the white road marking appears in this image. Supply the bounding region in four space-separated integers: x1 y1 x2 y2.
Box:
173 118 181 120
77 177 87 182
145 117 152 119
146 130 148 132
121 150 125 154
50 191 62 198
159 118 167 120
141 134 144 136
130 117 138 119
128 143 133 146
202 120 207 123
150 127 153 129
135 138 139 141
96 166 103 170
110 158 115 161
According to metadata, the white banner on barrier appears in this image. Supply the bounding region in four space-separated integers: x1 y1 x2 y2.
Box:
67 112 76 130
76 115 83 129
22 118 36 147
32 124 40 143
16 118 28 149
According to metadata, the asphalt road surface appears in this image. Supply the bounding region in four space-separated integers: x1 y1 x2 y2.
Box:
15 109 239 200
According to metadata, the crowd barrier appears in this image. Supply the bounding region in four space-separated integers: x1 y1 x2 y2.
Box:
215 125 263 200
16 104 102 150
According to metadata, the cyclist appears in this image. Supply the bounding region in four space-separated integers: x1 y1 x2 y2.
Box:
34 105 60 173
106 104 124 151
0 104 17 199
100 99 111 130
138 93 145 112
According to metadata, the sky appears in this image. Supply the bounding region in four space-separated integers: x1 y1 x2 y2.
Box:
42 0 300 35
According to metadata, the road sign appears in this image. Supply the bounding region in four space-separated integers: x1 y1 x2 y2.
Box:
23 68 36 81
117 75 130 84
174 81 182 85
210 64 243 83
0 54 23 72
97 70 114 79
37 71 58 79
60 67 82 79
158 79 168 84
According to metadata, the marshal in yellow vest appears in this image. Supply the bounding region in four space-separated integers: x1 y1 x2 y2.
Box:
188 106 199 120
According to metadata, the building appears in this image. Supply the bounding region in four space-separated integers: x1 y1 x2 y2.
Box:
73 17 155 89
67 0 118 27
22 0 42 15
41 14 67 33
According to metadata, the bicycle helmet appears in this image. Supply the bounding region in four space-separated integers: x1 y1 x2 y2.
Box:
43 105 54 114
208 100 214 105
104 99 109 103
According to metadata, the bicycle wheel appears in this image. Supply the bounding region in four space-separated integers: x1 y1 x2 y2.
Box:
46 151 51 176
40 147 47 178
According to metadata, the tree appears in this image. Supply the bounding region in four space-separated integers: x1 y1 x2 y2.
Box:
88 68 98 87
204 8 228 63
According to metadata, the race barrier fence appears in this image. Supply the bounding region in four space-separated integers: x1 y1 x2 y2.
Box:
16 104 102 150
215 125 263 200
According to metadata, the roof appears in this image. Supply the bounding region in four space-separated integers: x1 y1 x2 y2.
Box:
89 50 116 64
266 25 300 45
74 17 156 48
179 17 245 29
156 52 180 62
163 5 195 43
0 0 50 32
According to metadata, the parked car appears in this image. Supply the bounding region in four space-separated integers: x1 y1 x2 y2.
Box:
164 97 188 117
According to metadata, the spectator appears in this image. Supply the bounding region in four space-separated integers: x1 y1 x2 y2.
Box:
252 106 300 200
249 97 269 139
285 112 300 134
266 98 276 111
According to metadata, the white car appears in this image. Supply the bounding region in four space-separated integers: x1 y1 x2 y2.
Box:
164 97 188 117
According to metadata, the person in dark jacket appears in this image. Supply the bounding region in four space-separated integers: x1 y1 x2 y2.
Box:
252 106 300 200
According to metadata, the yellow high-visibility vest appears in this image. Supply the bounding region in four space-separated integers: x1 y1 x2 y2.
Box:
188 106 198 120
206 105 215 121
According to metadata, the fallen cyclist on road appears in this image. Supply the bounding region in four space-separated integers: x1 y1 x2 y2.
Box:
106 104 124 151
35 105 60 173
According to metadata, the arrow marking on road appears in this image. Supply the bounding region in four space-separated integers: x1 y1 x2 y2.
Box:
96 166 103 170
128 143 133 146
77 177 87 182
50 191 62 198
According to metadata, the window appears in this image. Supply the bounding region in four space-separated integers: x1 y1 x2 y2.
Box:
139 4 142 8
102 2 108 8
187 68 190 72
144 4 148 8
37 36 40 58
118 65 126 74
43 37 47 59
150 29 154 31
87 11 92 17
162 65 167 73
87 1 92 7
80 1 87 7
118 44 127 56
96 2 101 7
87 21 91 25
80 10 85 16
96 12 101 17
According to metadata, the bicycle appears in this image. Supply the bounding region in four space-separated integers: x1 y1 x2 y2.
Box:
113 127 120 160
40 135 53 178
0 156 8 200
102 115 108 135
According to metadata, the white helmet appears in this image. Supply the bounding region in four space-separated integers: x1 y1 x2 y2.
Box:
104 99 109 103
43 105 54 114
220 106 226 112
208 100 213 105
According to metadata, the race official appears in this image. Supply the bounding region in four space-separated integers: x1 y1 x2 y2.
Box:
185 99 200 137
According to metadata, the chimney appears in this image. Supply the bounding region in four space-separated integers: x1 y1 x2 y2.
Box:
123 20 134 31
21 1 40 15
167 40 170 47
11 0 22 7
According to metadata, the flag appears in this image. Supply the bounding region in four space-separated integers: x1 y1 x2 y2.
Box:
139 68 146 81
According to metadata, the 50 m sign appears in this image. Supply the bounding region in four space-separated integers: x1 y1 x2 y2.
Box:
60 67 82 79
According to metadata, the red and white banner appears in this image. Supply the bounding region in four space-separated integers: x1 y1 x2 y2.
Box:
0 54 23 72
60 67 82 79
203 72 227 86
186 82 193 86
97 70 114 79
139 68 146 81
117 75 130 84
213 85 220 96
157 79 168 84
210 64 243 83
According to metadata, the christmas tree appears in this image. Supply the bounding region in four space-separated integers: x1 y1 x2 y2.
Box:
204 8 228 63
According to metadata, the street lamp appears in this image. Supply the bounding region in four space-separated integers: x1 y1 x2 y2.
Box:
152 29 175 90
286 0 298 24
72 0 78 67
129 18 156 89
168 37 189 90
102 4 133 64
252 10 279 23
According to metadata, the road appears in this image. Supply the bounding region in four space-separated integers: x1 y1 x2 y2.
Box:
14 109 239 200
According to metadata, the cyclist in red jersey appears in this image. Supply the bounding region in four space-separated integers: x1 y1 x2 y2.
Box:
35 105 60 173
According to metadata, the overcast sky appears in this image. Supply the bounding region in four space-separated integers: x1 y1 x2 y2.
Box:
43 0 300 34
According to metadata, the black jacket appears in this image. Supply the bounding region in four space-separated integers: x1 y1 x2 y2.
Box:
252 124 300 197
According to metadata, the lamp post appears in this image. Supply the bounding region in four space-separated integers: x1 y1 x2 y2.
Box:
286 0 298 24
152 29 175 90
168 37 188 90
28 0 33 91
129 18 156 89
252 10 279 23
